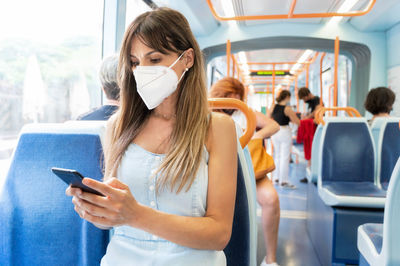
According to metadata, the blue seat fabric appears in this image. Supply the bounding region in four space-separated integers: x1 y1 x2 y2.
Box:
380 123 400 190
224 156 250 266
0 133 109 266
361 223 383 254
323 182 386 197
310 125 323 183
322 122 374 183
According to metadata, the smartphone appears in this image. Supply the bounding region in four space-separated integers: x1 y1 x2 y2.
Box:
51 167 104 196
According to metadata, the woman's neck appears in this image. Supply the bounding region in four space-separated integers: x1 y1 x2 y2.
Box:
152 91 178 120
372 113 390 120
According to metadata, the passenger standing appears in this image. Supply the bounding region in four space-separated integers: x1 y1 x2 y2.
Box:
364 87 396 125
67 7 237 266
77 55 120 120
267 90 300 189
210 77 281 266
298 87 322 119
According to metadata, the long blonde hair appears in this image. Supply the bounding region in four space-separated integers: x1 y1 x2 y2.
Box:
104 7 210 193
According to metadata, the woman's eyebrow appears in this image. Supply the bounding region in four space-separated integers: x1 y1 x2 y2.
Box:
130 50 159 59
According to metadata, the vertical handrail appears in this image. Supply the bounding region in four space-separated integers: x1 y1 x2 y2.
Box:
295 76 299 111
272 63 276 99
227 40 231 77
288 0 297 18
320 53 326 105
334 36 340 115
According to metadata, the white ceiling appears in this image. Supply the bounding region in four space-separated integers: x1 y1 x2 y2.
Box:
243 49 305 64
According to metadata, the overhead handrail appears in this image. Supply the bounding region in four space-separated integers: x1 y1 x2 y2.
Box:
315 107 361 125
206 0 376 21
209 98 257 148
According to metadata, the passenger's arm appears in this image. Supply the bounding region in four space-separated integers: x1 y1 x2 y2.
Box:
253 111 280 139
67 113 237 250
284 106 300 126
303 104 321 119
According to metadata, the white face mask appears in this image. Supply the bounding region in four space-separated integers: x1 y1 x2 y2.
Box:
133 52 188 110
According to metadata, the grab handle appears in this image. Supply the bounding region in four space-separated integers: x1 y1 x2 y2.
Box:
208 98 257 148
315 107 361 125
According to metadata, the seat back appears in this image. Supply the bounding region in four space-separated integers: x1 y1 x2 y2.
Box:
0 122 109 266
376 118 400 190
224 154 250 266
224 135 258 266
382 157 400 265
319 118 375 183
370 117 386 147
310 124 323 183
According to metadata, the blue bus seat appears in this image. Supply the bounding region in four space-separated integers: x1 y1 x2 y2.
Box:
241 145 258 266
229 124 258 266
372 118 400 190
223 137 257 266
317 117 386 208
224 153 250 266
358 157 400 265
309 124 323 183
0 122 109 266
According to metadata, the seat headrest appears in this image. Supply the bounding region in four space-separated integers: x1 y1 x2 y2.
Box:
20 121 107 144
324 117 367 123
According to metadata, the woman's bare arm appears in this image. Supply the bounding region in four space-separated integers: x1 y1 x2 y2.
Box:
253 111 280 139
284 106 300 125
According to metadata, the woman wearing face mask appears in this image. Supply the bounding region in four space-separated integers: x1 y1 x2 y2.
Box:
66 7 237 266
267 90 300 189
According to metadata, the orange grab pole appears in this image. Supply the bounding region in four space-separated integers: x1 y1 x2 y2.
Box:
315 107 361 125
272 64 276 99
226 40 231 77
306 64 310 88
288 0 297 18
208 98 257 148
295 76 299 111
320 53 326 105
206 0 375 21
334 36 340 116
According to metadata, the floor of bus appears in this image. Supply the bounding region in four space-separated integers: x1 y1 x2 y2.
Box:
256 160 321 266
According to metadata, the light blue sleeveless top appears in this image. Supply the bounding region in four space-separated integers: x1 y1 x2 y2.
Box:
100 143 226 266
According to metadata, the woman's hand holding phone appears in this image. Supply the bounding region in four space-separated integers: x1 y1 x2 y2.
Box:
66 177 141 228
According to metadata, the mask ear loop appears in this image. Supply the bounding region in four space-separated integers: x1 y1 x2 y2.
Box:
168 51 186 70
177 67 189 83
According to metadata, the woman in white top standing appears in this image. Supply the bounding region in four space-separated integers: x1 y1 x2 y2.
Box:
66 7 237 266
267 90 300 189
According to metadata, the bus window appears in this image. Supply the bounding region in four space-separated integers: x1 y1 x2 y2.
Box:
0 0 104 181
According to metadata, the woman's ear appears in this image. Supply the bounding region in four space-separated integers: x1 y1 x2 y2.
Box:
184 48 195 69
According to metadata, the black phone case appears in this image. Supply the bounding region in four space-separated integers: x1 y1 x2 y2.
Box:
51 167 104 196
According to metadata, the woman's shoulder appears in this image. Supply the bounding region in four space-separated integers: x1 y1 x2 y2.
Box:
209 112 236 134
206 112 236 151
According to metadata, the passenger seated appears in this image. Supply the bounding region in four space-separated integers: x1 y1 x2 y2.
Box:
77 54 120 120
210 77 281 266
67 7 237 266
364 87 396 125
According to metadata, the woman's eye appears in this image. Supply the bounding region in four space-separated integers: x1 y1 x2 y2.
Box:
150 58 161 64
131 61 139 67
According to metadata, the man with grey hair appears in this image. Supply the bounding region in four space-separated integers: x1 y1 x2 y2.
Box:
77 54 120 120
